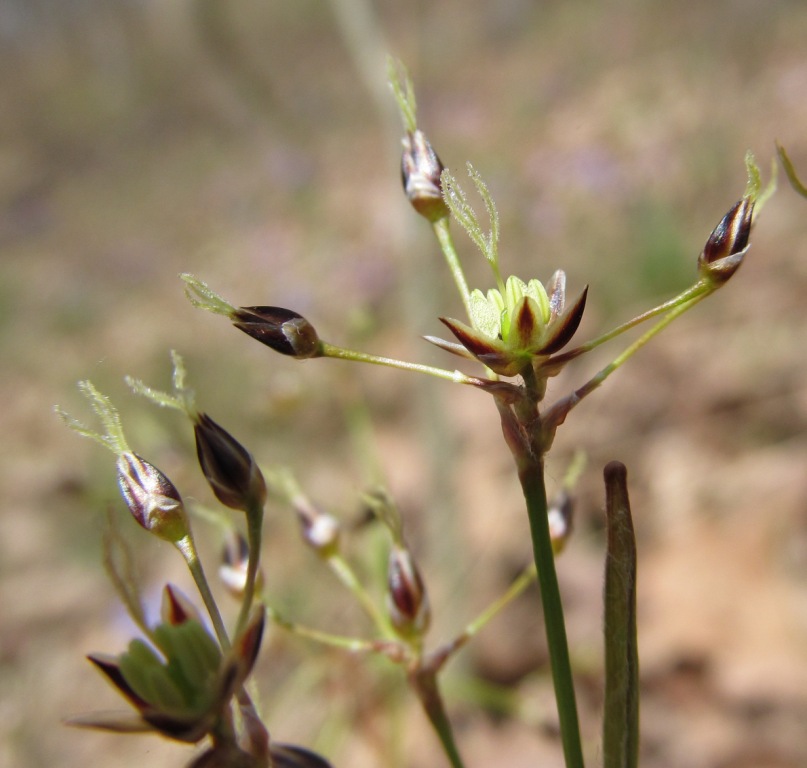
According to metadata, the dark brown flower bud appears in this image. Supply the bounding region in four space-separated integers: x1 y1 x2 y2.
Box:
116 453 189 543
194 413 267 513
401 130 450 222
698 198 753 285
387 545 430 637
232 307 321 359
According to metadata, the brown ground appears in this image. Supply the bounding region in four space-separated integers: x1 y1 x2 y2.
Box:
2 2 807 767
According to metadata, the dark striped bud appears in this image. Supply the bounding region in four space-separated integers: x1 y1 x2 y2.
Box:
387 545 430 637
698 198 753 285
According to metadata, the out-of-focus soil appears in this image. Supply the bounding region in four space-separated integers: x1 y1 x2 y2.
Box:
2 2 807 767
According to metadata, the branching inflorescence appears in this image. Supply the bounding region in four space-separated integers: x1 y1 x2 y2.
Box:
57 58 799 768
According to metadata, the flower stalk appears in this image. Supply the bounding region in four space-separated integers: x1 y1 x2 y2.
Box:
514 454 585 768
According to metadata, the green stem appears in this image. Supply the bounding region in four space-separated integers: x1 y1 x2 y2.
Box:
410 668 467 768
549 281 712 367
175 534 231 650
570 292 709 405
264 603 378 652
235 502 264 638
463 564 536 639
519 462 584 768
327 553 393 636
320 343 478 385
433 218 473 320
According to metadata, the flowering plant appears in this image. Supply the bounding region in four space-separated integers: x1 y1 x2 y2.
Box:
56 58 799 768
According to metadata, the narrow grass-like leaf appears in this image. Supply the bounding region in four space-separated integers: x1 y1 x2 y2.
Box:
603 461 639 768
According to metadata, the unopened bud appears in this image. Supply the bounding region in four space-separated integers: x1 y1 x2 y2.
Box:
301 512 340 557
547 490 574 554
117 453 189 543
292 495 341 557
401 130 450 222
232 306 321 359
387 545 430 637
219 530 263 599
698 197 753 285
194 413 267 513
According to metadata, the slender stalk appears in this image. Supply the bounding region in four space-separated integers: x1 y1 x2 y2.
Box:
410 668 467 768
320 342 477 385
327 553 393 635
548 281 712 368
175 534 231 650
571 292 709 404
235 502 264 638
518 461 584 768
433 218 473 320
463 564 536 639
264 604 377 652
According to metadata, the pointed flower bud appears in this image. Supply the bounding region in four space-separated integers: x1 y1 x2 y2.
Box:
161 584 205 626
194 413 267 513
401 129 450 222
117 453 189 543
232 306 321 359
698 197 753 285
431 271 588 377
386 545 430 638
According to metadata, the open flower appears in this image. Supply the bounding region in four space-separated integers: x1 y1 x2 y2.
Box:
431 271 587 377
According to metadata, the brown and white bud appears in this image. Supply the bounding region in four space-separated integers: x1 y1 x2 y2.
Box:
401 130 450 222
698 197 753 285
386 545 430 637
219 530 263 599
116 452 189 543
232 306 321 359
301 512 340 557
547 490 574 554
194 413 267 514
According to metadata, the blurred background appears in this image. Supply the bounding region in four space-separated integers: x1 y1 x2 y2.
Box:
2 0 807 766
